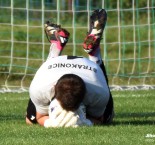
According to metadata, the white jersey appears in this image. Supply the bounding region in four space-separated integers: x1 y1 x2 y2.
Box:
29 55 110 117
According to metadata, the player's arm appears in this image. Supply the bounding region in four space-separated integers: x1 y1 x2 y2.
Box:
29 90 50 126
36 112 49 126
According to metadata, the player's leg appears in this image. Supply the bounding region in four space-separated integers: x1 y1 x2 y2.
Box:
102 91 114 124
83 9 114 124
83 9 107 65
26 99 37 124
100 60 114 124
98 64 114 124
44 21 70 59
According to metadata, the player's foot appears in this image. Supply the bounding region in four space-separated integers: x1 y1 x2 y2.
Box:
83 9 107 54
44 21 70 48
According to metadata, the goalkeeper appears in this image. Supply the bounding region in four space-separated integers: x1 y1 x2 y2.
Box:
26 9 114 127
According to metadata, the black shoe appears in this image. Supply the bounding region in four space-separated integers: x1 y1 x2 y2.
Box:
44 21 70 47
83 9 107 54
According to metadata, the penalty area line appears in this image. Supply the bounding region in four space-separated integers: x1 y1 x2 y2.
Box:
114 94 153 98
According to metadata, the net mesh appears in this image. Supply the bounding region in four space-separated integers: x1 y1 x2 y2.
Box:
0 0 155 92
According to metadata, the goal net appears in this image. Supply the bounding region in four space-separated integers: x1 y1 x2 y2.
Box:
0 0 155 92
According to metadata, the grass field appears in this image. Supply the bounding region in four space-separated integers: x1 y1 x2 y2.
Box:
0 90 155 145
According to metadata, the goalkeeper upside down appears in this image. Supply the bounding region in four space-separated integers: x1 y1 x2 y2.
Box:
26 9 114 127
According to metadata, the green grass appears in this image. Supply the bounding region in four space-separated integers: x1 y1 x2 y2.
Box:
0 90 155 145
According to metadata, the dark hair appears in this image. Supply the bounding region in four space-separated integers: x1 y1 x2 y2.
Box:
54 74 86 111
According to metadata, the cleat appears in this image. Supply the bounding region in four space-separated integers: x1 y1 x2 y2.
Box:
83 9 107 54
44 21 70 47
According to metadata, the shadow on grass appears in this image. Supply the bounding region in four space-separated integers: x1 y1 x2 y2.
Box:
113 120 155 125
116 112 155 118
0 115 24 121
0 112 154 126
112 112 155 125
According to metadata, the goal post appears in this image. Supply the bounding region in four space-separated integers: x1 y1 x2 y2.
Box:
0 0 155 92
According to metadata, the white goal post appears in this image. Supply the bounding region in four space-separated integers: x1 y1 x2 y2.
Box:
0 0 155 92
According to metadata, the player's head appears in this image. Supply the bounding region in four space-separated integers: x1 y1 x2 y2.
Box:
54 74 86 111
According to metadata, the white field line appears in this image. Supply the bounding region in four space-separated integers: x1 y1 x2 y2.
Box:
0 93 153 101
0 96 28 101
114 93 154 98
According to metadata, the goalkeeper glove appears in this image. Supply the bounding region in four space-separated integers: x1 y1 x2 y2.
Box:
44 99 93 128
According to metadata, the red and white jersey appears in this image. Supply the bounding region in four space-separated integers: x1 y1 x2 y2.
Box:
29 55 110 117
